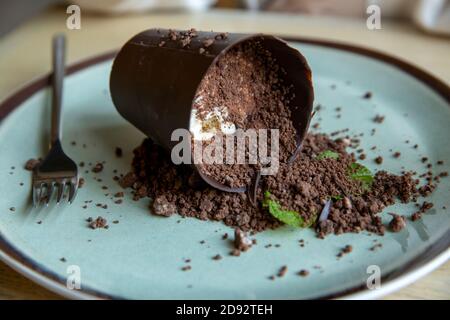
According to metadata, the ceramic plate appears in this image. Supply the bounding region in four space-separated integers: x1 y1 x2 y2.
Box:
0 39 449 299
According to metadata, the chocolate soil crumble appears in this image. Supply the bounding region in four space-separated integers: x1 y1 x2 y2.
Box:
110 28 443 237
192 39 298 189
119 132 436 237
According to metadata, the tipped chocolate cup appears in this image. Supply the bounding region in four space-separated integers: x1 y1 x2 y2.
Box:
110 28 314 193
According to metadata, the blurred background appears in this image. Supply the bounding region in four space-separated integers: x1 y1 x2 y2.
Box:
0 0 449 101
0 0 449 300
1 0 449 37
0 0 450 110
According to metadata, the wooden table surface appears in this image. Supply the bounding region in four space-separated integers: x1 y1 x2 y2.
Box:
0 7 449 300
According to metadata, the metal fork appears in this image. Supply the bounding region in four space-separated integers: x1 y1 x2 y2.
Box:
32 34 78 206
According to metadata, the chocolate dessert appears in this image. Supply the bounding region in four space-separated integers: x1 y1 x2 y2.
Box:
110 28 313 192
110 28 443 237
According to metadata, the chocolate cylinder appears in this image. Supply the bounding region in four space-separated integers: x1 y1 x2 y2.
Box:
110 28 314 192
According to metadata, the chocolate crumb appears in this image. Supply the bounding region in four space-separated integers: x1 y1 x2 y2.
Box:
24 159 40 171
420 201 434 213
230 249 241 257
89 216 108 229
181 266 192 271
373 115 385 123
115 147 123 157
119 172 137 188
151 195 177 217
277 265 288 277
203 38 214 47
374 156 383 165
168 29 178 41
214 32 228 40
411 212 422 221
337 245 353 258
393 152 401 158
9 207 15 212
180 37 191 48
212 254 222 261
298 269 309 277
234 228 253 252
92 163 104 173
78 177 85 188
363 92 372 99
369 243 383 251
388 213 406 232
343 245 353 253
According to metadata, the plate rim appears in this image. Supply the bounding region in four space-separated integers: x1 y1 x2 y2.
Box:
0 38 449 300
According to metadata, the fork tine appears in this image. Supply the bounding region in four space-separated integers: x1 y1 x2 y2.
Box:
45 182 54 206
33 183 42 207
56 181 66 204
68 180 78 204
39 183 49 205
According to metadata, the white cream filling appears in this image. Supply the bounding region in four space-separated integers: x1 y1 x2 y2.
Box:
190 96 236 140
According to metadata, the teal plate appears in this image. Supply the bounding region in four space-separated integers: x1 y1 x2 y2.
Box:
0 39 449 299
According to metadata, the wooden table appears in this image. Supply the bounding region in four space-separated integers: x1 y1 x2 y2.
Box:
0 7 449 300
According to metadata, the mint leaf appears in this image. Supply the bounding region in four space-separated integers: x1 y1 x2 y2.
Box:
263 191 316 228
348 163 374 190
330 195 343 201
317 150 339 160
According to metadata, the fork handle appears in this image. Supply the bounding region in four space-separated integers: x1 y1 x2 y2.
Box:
51 34 66 145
